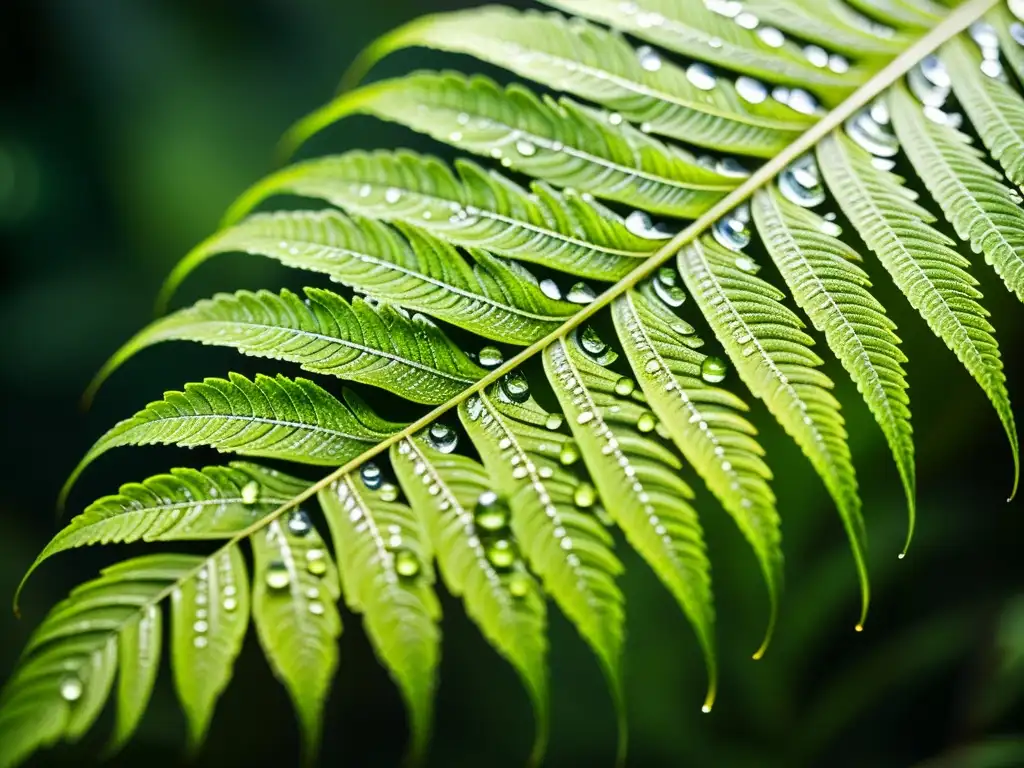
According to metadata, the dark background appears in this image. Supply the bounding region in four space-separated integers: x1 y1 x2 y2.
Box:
1 1 1023 766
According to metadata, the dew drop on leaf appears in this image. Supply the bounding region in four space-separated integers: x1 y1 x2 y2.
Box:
287 510 312 537
567 282 597 304
735 76 767 104
379 483 400 503
713 204 752 251
515 139 537 157
615 377 636 397
637 412 658 433
486 539 516 569
265 561 291 590
306 549 328 576
716 157 749 178
508 571 531 598
560 440 580 466
908 55 951 107
241 481 259 505
654 281 687 307
308 602 326 616
574 482 596 508
636 45 663 72
384 187 403 204
625 210 673 240
686 62 717 91
779 155 825 208
701 356 729 384
540 278 562 300
223 597 238 612
545 413 565 431
756 26 785 47
846 108 899 157
479 346 504 368
59 673 83 702
803 45 828 68
500 371 530 403
427 423 459 454
361 463 383 490
475 491 510 532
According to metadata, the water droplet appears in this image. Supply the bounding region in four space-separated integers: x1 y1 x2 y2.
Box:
778 154 826 208
637 412 657 433
194 620 209 633
427 423 459 454
736 12 759 29
686 63 717 91
701 356 729 384
1011 21 1024 46
540 278 562 300
194 636 209 649
515 139 537 157
636 45 663 72
735 255 759 273
716 157 749 178
241 481 259 505
908 55 951 107
804 45 828 68
223 597 238 612
394 549 422 579
712 204 751 251
574 482 597 508
846 108 899 157
384 187 403 204
479 346 504 368
829 54 850 74
560 440 580 465
486 539 517 569
625 210 673 240
379 483 400 503
500 371 530 403
969 20 999 50
981 58 1004 79
306 549 328 576
608 112 624 126
59 673 83 702
287 510 312 537
465 395 484 422
545 413 565 431
265 562 290 590
361 463 383 491
757 26 785 47
508 571 531 598
735 76 767 104
475 491 510 532
567 282 597 304
308 601 326 616
615 377 636 397
787 89 819 115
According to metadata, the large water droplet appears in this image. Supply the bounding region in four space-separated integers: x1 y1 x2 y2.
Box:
265 562 290 590
712 204 752 252
829 54 850 73
545 413 565 431
735 76 767 104
287 510 313 537
540 278 562 300
379 483 399 502
479 346 504 368
654 280 687 307
394 549 422 579
981 59 1004 79
508 571 531 598
427 423 459 454
908 55 951 108
574 482 597 508
778 154 826 208
486 539 517 569
625 210 673 240
241 481 259 505
804 45 828 68
306 549 328 576
579 326 618 365
567 282 597 304
636 45 663 72
500 371 530 403
846 108 899 157
787 89 819 116
515 139 537 157
636 411 657 433
969 20 999 50
686 62 717 91
716 157 749 178
475 491 510 532
757 26 785 47
59 673 83 702
701 356 729 384
560 440 580 466
1011 21 1024 46
735 12 759 29
361 463 383 491
615 377 636 397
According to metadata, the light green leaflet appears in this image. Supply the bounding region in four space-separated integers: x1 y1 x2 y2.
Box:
319 476 440 765
251 517 342 765
612 284 782 658
539 0 865 97
161 210 576 345
0 555 201 768
90 288 486 406
544 335 717 708
844 0 945 28
171 545 250 751
61 373 404 507
678 237 868 629
994 5 1024 82
751 185 915 549
458 389 627 763
343 8 811 156
817 129 1019 497
223 150 654 280
391 437 549 766
896 64 1024 303
283 72 737 219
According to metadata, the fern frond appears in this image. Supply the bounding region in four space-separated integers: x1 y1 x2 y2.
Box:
391 436 549 766
90 289 486 406
224 151 652 280
844 0 945 29
458 389 627 761
109 603 160 755
678 236 867 629
251 517 342 763
345 9 811 156
62 374 404 506
751 185 915 549
611 285 782 658
817 129 1019 497
319 476 440 765
161 210 575 344
284 72 736 218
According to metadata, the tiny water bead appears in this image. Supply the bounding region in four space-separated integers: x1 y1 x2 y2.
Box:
778 154 826 208
735 255 759 273
508 571 532 598
361 463 383 491
308 602 326 616
701 356 729 384
475 491 510 531
846 107 898 157
712 203 752 252
615 377 636 397
384 187 403 204
241 481 259 505
515 139 537 157
59 673 83 702
636 411 657 433
394 549 422 579
567 282 597 304
735 76 767 104
625 210 673 240
287 510 312 537
636 45 663 72
545 413 565 431
479 345 504 368
265 561 291 590
686 62 717 91
427 423 459 454
223 596 238 612
379 483 400 503
559 439 581 466
500 371 530 403
969 20 1000 51
574 482 597 509
539 278 562 300
486 539 517 569
306 549 328 576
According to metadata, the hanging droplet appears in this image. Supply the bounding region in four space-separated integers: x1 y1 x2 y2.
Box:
241 481 259 505
636 45 663 72
712 204 752 252
636 411 657 433
479 346 504 368
757 26 785 47
846 108 899 157
59 673 83 702
701 356 729 384
486 539 517 569
265 561 291 590
614 377 636 397
804 45 829 68
427 423 459 454
500 371 531 403
686 62 717 91
908 55 951 108
539 278 562 300
361 463 383 491
287 510 312 537
515 139 537 157
394 549 422 579
735 76 768 104
559 440 580 466
508 571 532 598
625 210 673 240
379 483 400 503
306 549 328 576
778 154 826 208
475 491 510 532
545 413 565 430
574 482 597 508
567 282 597 304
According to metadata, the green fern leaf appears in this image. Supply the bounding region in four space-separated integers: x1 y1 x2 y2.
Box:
0 555 200 768
539 0 864 97
108 604 161 755
91 289 485 406
161 210 575 345
319 476 440 765
171 545 250 750
62 374 402 506
544 334 717 706
458 389 628 761
817 129 1019 496
611 285 782 658
391 436 549 766
345 9 810 156
751 185 916 548
678 236 868 628
224 151 653 280
891 74 1024 302
843 0 943 29
251 516 342 764
993 6 1024 83
284 72 736 218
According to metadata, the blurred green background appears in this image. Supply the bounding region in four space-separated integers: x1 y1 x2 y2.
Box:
1 1 1023 766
